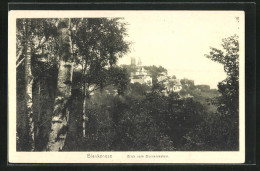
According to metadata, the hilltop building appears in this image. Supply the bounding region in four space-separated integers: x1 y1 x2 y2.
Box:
129 57 152 86
128 57 183 93
131 57 136 66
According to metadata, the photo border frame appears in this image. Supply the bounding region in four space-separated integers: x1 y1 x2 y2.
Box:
2 1 256 169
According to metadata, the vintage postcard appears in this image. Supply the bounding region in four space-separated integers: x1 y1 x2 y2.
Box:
8 10 245 163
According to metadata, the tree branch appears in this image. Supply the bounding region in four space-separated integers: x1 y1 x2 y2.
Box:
16 46 24 62
16 57 25 68
88 81 114 94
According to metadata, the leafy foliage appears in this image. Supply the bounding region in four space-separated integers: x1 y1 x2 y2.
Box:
204 34 239 150
144 65 167 83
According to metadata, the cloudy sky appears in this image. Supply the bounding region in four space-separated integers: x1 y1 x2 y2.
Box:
116 11 243 89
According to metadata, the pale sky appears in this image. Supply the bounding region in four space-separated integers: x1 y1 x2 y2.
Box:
10 10 243 89
117 11 243 89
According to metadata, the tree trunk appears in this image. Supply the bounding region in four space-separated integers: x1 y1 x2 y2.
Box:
82 83 87 138
46 18 74 151
35 81 41 139
24 19 35 151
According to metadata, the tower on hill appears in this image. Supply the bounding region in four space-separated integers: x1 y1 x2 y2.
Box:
131 57 136 66
137 57 142 66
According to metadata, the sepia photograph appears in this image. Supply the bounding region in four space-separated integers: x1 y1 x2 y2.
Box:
8 10 245 163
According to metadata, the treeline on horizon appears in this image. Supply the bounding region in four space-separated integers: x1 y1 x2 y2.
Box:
16 18 239 151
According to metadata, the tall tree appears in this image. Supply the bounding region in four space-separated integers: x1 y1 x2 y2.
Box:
71 18 130 138
205 34 239 117
24 19 35 151
16 18 129 151
46 18 74 151
16 18 59 151
205 34 239 149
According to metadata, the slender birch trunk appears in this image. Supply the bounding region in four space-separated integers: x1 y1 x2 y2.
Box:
46 18 74 151
24 19 35 151
35 81 41 139
82 83 87 138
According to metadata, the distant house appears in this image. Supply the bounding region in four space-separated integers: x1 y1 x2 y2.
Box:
158 75 182 94
168 79 182 92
